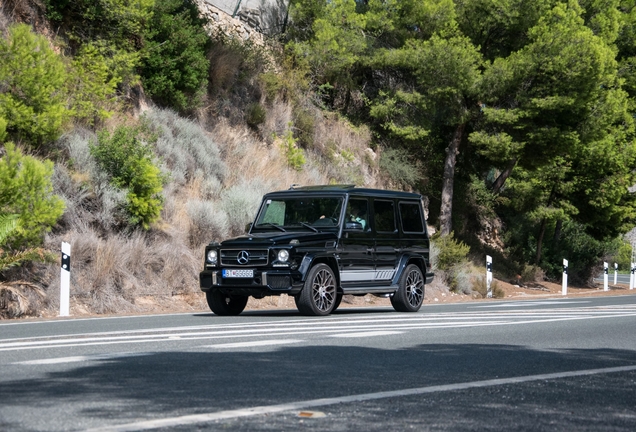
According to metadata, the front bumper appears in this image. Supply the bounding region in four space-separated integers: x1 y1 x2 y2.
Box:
199 269 303 296
425 272 434 285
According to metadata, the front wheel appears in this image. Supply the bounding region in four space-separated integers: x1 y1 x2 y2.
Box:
390 264 424 312
206 290 248 316
296 263 337 316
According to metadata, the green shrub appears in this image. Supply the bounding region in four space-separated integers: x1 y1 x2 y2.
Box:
91 126 164 229
293 108 315 149
611 239 632 271
0 118 7 142
67 43 120 125
141 0 211 113
44 0 153 51
246 103 267 129
380 147 421 188
0 24 70 146
541 221 613 284
277 129 306 171
0 143 65 248
431 232 470 271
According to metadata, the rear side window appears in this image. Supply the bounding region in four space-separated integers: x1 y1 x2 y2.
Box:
400 202 424 233
374 200 396 232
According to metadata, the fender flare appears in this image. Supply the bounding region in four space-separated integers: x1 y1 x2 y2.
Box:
298 253 340 283
392 254 432 285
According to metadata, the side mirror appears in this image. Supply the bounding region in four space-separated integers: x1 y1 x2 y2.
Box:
344 221 364 231
245 222 253 233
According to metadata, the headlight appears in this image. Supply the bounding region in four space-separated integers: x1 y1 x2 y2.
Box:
277 249 290 262
207 250 218 264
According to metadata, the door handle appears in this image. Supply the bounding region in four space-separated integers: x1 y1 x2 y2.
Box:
366 248 374 253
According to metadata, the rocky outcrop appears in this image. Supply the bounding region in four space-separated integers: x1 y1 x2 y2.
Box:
194 0 265 45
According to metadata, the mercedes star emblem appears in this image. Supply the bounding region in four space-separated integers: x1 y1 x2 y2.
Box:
237 250 250 265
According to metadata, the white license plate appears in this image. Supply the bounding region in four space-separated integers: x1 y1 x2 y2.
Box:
222 269 254 278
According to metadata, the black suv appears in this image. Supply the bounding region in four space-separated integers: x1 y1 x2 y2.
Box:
199 185 434 316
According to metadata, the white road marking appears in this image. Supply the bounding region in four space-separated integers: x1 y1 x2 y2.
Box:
471 300 591 308
204 339 303 349
3 307 636 352
0 312 196 327
84 364 636 432
14 352 153 365
329 331 403 338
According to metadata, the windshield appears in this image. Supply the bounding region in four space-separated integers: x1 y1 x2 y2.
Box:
254 197 343 230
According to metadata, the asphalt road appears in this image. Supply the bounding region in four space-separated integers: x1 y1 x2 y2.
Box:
594 273 632 285
1 296 636 431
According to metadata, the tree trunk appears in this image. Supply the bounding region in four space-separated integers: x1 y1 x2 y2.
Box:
536 218 547 265
491 157 517 194
553 219 563 246
439 123 465 236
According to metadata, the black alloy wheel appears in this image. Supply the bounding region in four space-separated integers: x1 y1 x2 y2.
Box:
297 263 337 316
390 264 424 312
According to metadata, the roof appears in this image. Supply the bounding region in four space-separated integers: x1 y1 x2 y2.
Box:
264 185 422 200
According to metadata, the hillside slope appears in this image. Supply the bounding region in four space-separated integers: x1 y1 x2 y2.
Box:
0 1 399 318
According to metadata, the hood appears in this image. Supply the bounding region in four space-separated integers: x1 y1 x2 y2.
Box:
220 231 338 248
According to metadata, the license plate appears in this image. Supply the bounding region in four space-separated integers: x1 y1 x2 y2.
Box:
222 269 254 278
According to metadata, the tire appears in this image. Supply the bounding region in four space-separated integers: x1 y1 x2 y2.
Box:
296 263 337 316
390 264 424 312
332 293 343 312
206 290 248 316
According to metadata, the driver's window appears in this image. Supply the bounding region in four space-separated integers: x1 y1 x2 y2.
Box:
260 200 285 225
346 198 368 230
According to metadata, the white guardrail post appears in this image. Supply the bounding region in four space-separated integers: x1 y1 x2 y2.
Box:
486 255 493 298
631 262 635 290
562 259 568 296
614 263 618 285
603 262 609 292
60 241 71 317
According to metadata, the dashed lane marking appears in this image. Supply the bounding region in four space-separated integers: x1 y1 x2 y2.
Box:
328 331 403 338
203 339 304 349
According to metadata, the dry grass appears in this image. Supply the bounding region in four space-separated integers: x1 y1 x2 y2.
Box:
0 281 45 318
43 228 201 315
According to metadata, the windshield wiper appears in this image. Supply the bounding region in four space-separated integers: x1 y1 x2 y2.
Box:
299 222 319 232
256 223 286 232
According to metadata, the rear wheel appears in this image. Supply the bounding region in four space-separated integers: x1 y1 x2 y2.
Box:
297 263 337 316
206 290 248 316
390 264 424 312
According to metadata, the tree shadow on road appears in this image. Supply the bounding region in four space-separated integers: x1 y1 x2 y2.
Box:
1 343 635 431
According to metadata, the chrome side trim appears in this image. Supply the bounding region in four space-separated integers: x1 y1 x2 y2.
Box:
375 270 396 280
340 270 375 282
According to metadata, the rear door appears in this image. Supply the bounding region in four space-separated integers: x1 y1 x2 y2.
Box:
372 198 399 283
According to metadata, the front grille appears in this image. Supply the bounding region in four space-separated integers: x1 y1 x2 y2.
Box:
221 249 269 266
268 275 291 289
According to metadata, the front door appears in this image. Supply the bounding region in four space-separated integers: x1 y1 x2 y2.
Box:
338 197 375 287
